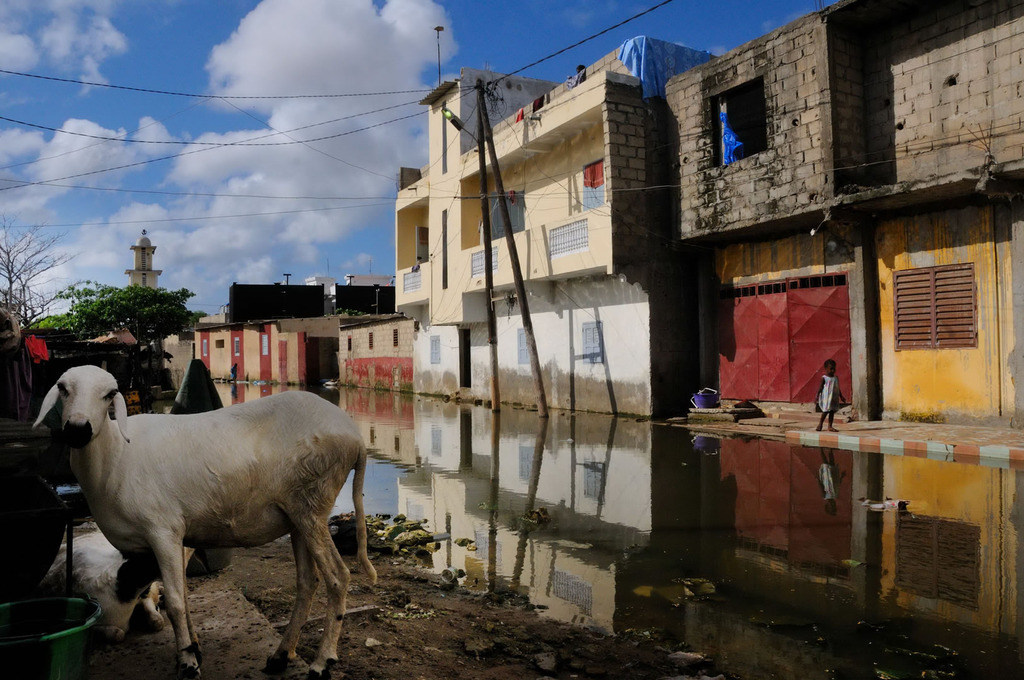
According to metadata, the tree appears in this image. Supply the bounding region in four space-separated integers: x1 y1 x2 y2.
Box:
0 216 73 326
56 282 195 346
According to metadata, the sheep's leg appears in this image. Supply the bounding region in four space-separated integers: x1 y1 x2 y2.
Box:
302 523 351 679
181 546 201 663
265 532 320 674
152 539 201 680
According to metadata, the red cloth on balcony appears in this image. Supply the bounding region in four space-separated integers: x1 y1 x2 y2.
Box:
583 160 604 188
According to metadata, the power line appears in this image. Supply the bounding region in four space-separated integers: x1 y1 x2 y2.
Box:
0 67 430 100
497 0 677 81
0 110 422 193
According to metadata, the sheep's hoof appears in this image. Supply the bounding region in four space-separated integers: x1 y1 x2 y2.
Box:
263 652 290 675
307 669 331 680
184 642 203 667
177 661 200 679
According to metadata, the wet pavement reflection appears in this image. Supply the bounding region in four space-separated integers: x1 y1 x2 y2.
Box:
214 382 1024 679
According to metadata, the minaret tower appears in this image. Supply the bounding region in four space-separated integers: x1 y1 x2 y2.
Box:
125 229 162 288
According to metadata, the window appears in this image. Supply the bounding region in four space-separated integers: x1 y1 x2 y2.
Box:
215 339 225 349
261 334 269 356
431 427 442 457
582 160 604 210
714 78 767 165
140 251 147 269
894 264 977 350
471 247 498 278
141 273 147 286
347 336 352 351
490 191 525 238
517 328 529 365
582 321 604 364
430 335 441 364
549 219 589 258
233 338 240 356
393 328 399 347
583 461 606 498
202 338 208 357
368 332 374 350
519 441 534 481
442 210 448 289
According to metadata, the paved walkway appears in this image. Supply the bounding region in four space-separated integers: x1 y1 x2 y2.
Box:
682 416 1024 469
89 573 308 680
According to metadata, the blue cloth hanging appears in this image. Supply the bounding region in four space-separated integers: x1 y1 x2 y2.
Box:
617 36 711 99
720 112 744 165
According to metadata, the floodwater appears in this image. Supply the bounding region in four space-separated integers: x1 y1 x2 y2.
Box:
214 382 1024 679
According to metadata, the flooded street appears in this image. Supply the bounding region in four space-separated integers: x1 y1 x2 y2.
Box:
214 382 1023 679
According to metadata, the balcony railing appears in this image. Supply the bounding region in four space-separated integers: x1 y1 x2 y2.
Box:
403 269 422 292
471 247 499 278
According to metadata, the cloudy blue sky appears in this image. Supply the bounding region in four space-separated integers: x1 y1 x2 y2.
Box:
0 0 832 314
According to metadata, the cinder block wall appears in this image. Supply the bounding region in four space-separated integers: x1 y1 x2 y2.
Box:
667 15 831 235
860 0 1024 183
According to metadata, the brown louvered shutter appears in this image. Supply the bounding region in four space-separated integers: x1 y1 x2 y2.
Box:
894 264 976 350
933 264 976 347
894 268 935 349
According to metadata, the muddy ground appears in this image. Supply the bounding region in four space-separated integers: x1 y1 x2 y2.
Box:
212 532 730 680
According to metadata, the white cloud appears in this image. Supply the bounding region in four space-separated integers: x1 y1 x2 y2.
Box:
0 31 39 70
2 0 453 311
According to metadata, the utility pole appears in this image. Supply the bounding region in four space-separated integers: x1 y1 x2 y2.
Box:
476 89 501 411
477 80 549 418
444 94 500 410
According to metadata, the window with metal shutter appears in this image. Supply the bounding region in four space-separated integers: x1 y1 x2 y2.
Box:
893 263 976 350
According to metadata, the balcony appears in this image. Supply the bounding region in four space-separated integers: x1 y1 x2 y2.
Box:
395 260 430 311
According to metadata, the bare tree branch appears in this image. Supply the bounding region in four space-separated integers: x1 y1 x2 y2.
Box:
0 215 74 326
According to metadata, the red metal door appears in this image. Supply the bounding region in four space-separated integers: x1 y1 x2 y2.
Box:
757 291 791 401
788 281 851 403
718 289 759 400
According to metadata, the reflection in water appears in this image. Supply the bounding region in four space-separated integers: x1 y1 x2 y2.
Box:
212 382 1023 678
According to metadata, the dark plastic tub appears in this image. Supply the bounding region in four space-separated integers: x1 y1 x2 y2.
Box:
0 475 70 602
0 598 101 680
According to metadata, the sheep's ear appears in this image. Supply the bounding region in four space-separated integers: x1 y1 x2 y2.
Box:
34 382 61 429
112 392 130 443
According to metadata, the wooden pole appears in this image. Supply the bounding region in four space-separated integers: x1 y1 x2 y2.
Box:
477 81 549 418
475 86 501 412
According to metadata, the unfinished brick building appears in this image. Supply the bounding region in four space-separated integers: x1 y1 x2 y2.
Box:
667 0 1024 426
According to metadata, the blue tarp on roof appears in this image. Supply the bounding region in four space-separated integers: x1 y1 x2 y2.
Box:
617 36 711 99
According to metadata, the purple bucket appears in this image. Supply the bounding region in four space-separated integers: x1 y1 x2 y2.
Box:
691 390 719 409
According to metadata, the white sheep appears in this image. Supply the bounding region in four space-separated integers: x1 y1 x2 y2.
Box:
38 526 167 643
35 365 377 680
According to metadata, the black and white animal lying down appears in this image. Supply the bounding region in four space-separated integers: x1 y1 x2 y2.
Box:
38 526 167 643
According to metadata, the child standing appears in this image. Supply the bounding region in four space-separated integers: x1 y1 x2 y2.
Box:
815 358 845 432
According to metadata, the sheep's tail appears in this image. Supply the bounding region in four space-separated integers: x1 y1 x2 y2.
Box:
353 445 377 584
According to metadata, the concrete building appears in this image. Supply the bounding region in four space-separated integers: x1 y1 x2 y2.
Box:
339 315 416 391
395 41 710 416
196 316 339 384
666 0 1024 426
125 230 161 288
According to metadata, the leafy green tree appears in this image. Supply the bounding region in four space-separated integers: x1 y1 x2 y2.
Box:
56 282 195 345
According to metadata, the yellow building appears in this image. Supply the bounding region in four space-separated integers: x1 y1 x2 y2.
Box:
396 40 710 416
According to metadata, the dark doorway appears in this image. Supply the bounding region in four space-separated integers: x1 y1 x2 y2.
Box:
459 328 471 388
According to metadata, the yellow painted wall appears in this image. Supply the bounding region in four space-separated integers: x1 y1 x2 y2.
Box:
875 206 1010 419
879 455 1017 633
396 72 614 323
716 231 829 283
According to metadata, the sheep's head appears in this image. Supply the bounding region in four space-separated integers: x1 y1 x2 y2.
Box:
34 365 130 446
